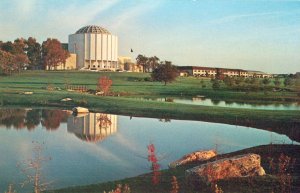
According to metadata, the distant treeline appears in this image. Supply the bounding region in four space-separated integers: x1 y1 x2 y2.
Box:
0 37 69 75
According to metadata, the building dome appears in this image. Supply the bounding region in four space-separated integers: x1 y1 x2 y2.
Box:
75 25 111 34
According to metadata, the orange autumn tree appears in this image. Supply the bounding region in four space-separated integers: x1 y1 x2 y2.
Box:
42 38 69 70
97 76 113 95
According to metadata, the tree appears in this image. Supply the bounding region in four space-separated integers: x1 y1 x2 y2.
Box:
274 78 281 87
13 38 27 55
26 37 42 69
97 76 113 95
212 79 221 90
0 41 16 54
0 38 29 74
262 78 271 85
215 69 224 80
147 56 160 72
284 77 293 87
223 76 234 87
42 38 69 70
0 50 16 75
14 53 29 73
1 38 27 55
136 54 148 73
151 61 178 85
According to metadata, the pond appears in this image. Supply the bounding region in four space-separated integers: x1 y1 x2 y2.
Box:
0 108 295 192
133 96 300 111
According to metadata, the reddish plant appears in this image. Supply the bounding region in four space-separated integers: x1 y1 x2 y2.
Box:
104 184 130 193
97 76 113 95
213 184 223 193
147 143 161 185
170 176 179 193
277 154 294 193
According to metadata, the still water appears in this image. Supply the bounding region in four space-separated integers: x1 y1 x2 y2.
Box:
0 109 294 192
134 97 300 111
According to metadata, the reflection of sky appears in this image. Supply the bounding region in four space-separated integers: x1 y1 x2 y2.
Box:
0 114 295 193
177 98 300 111
136 97 300 110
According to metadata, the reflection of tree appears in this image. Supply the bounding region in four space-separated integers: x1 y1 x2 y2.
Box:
0 109 27 129
0 109 70 131
41 110 68 130
97 114 112 128
25 109 41 130
159 118 171 122
211 99 221 105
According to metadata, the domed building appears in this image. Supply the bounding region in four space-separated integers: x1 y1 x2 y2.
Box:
68 25 118 71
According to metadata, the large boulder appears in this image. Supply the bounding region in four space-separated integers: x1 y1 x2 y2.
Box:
186 153 265 185
169 150 216 168
72 107 89 113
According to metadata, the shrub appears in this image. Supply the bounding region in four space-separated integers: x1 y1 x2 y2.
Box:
144 77 152 82
212 79 221 90
76 98 88 106
97 76 113 95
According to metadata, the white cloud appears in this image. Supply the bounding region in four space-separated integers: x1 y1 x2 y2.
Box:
209 11 298 25
12 0 38 18
107 1 163 32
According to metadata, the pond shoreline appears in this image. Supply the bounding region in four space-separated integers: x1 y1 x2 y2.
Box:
47 144 300 193
1 104 299 143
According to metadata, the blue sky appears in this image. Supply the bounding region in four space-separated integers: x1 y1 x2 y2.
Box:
0 0 299 73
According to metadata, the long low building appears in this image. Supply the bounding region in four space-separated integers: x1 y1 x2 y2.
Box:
178 66 273 78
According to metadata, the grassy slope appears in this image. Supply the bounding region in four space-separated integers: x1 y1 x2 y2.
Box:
0 70 298 100
0 71 299 135
48 144 300 193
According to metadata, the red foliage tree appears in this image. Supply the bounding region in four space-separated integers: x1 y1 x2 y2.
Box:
97 76 113 95
14 53 29 72
0 50 16 75
42 38 69 70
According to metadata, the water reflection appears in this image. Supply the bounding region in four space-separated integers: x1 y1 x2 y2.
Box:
67 113 117 143
0 109 118 143
0 108 299 142
132 97 300 111
0 108 297 192
0 109 70 131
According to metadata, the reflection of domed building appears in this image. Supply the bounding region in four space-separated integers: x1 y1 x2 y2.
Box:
67 113 117 143
68 25 118 71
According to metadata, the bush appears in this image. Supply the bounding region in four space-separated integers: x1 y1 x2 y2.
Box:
262 78 271 85
144 77 152 82
76 98 88 106
212 79 221 90
284 77 293 87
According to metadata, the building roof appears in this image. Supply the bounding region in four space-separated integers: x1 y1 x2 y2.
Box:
75 25 111 34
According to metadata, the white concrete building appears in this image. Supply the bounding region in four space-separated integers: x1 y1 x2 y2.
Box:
68 25 118 71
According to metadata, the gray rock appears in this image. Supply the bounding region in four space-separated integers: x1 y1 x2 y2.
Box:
186 153 265 185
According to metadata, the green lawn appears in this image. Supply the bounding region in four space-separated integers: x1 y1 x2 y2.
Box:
0 71 299 141
0 70 298 101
